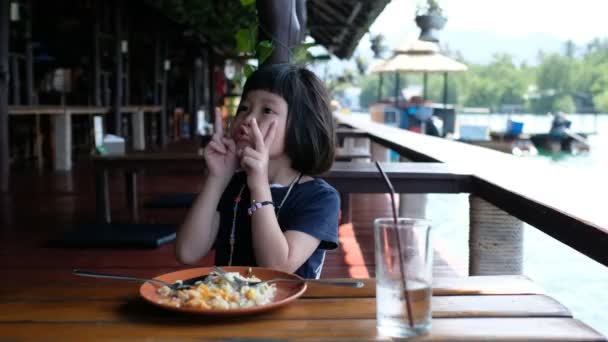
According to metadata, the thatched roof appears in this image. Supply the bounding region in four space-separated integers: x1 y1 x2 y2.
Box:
372 40 468 73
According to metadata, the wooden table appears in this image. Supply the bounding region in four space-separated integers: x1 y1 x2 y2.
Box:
0 275 603 341
91 154 472 224
8 105 162 170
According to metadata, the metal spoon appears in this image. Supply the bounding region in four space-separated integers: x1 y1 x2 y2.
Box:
72 269 207 290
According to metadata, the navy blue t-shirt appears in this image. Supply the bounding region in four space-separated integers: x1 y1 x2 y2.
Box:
214 172 339 279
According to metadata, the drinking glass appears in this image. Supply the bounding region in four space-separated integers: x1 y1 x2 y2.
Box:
374 217 433 338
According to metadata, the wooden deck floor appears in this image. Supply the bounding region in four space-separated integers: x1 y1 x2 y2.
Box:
0 162 463 282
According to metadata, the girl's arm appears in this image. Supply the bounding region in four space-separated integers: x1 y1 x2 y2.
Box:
177 107 238 264
175 175 227 264
249 186 321 272
240 118 321 272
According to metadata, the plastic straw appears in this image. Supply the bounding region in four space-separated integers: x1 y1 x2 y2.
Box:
375 161 415 328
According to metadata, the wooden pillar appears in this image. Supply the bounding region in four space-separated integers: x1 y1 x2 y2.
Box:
256 0 300 65
159 39 168 146
469 196 523 275
53 111 72 171
112 0 123 135
207 49 215 123
398 156 427 219
10 54 19 104
0 0 9 191
25 0 33 104
132 110 145 150
423 72 428 100
93 0 101 106
153 34 160 105
295 0 307 43
122 3 130 106
376 73 383 102
192 57 202 137
124 41 130 105
443 72 448 108
393 72 400 107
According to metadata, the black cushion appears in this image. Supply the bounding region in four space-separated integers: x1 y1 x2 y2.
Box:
48 223 177 248
144 193 197 209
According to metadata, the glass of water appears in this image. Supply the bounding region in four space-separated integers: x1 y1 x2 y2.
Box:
374 218 433 338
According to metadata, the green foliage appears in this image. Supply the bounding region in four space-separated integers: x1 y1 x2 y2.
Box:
244 64 256 78
236 27 257 54
292 42 317 64
553 95 576 113
149 0 257 47
593 90 608 112
257 41 274 65
356 38 608 114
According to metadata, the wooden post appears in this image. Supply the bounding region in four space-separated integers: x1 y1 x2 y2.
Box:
193 57 202 137
125 171 138 222
112 0 123 136
423 72 428 100
93 0 101 106
376 73 383 102
393 72 400 107
53 110 72 171
124 42 130 106
153 34 160 105
159 39 168 146
25 0 33 104
207 48 214 123
443 72 448 108
295 0 307 43
0 0 9 191
123 4 130 107
398 156 427 219
95 168 111 223
132 110 145 150
11 54 19 104
469 196 523 275
256 0 300 65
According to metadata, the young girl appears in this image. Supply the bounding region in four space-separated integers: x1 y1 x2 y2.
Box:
176 63 339 279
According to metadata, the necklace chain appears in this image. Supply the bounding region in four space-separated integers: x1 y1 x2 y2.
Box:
228 173 302 266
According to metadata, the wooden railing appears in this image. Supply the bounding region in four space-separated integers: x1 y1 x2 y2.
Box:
335 112 608 273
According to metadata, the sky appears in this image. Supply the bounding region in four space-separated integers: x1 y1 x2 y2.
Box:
316 0 608 77
372 0 608 45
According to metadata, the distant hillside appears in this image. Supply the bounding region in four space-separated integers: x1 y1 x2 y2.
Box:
440 30 566 65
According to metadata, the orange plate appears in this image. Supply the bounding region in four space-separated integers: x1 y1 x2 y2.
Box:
140 266 307 315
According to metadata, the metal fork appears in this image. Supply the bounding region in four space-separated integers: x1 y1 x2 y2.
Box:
212 266 364 288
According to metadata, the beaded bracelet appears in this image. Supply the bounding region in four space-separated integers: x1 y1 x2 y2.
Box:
247 200 275 216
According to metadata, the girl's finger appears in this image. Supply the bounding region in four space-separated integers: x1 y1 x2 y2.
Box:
240 156 257 170
212 133 223 144
222 137 236 154
214 107 223 137
242 146 261 159
207 140 227 154
264 120 277 147
251 118 265 151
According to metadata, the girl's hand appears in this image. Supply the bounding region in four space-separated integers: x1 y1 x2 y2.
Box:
204 108 238 183
239 118 277 192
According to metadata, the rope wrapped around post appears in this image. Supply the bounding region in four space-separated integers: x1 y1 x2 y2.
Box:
469 196 523 275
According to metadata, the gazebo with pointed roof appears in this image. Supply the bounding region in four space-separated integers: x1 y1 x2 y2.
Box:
371 39 467 108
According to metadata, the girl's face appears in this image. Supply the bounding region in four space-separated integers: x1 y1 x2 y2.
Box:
231 90 288 159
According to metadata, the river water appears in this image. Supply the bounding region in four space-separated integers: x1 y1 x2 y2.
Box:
354 112 608 335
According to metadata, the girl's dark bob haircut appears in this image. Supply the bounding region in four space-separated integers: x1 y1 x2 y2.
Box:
240 63 335 175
